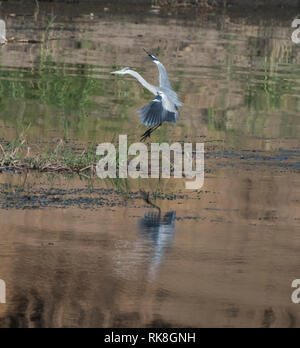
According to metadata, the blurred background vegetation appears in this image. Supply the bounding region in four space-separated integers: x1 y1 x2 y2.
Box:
0 0 299 149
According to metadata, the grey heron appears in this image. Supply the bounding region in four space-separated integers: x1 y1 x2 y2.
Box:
111 50 183 141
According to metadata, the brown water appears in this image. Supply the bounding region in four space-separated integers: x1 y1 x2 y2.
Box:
1 1 300 328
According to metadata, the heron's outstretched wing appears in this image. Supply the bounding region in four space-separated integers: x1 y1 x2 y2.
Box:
138 95 163 126
138 94 177 127
156 62 172 89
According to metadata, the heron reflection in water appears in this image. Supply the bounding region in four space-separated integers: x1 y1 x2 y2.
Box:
138 191 176 278
111 49 183 141
139 211 176 272
112 192 176 281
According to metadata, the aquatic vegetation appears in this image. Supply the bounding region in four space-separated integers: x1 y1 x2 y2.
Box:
0 135 100 175
0 134 134 196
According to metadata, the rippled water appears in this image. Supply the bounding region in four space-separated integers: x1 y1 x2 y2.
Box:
0 2 300 328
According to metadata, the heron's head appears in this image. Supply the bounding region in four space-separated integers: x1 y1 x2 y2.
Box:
143 49 159 63
111 67 131 75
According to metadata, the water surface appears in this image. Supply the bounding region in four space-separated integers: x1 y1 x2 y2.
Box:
0 1 300 328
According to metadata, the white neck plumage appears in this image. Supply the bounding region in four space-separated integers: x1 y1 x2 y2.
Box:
126 70 158 95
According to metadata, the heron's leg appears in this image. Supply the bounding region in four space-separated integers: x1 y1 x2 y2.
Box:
141 125 158 142
140 124 162 142
141 125 159 140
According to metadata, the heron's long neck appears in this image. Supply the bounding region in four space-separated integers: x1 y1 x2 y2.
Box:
128 70 157 95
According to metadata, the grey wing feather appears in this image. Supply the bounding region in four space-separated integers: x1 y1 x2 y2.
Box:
160 86 183 107
163 109 178 123
138 96 163 126
157 62 172 89
138 95 178 126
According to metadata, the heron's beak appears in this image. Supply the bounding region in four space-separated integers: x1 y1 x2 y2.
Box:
111 70 121 75
143 48 154 60
143 48 158 62
143 48 151 56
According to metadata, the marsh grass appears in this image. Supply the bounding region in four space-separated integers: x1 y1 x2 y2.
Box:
0 135 100 175
0 133 133 193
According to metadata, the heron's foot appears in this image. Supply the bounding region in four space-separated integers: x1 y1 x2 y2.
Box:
140 124 161 142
